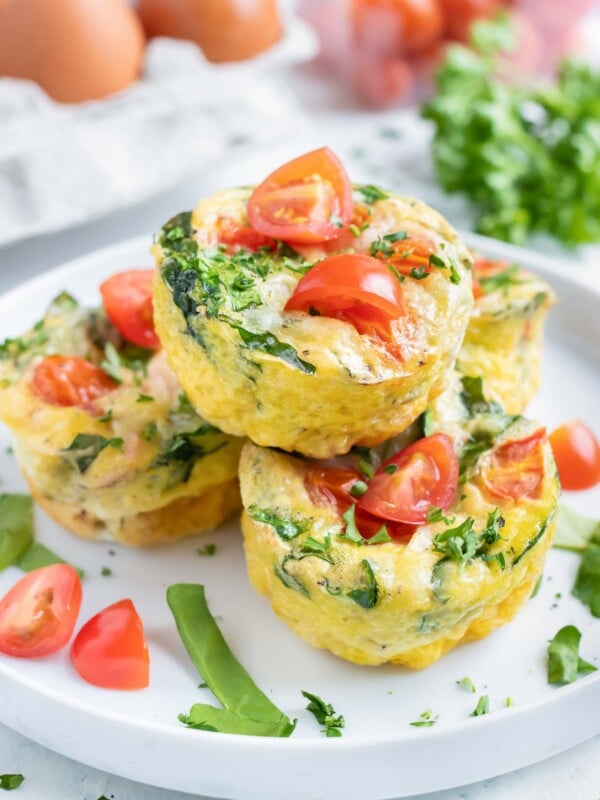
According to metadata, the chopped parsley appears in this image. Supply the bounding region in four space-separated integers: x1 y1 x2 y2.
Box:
429 253 446 269
0 774 24 790
197 543 217 557
338 505 391 548
433 509 505 570
547 625 597 685
409 266 429 280
101 566 112 576
427 506 456 525
349 480 368 498
302 690 345 737
297 535 334 564
355 184 389 204
470 695 490 716
98 409 113 423
248 506 309 541
410 709 437 727
142 421 158 442
100 342 123 383
136 393 154 403
62 433 124 474
457 677 476 693
478 264 521 294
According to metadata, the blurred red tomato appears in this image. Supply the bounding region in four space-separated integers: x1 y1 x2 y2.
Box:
352 52 414 108
353 0 444 55
437 0 501 41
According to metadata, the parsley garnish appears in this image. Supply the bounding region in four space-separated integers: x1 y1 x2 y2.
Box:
338 505 364 545
410 709 437 727
547 626 597 684
427 506 456 525
297 535 334 564
302 690 345 737
349 480 368 498
0 774 24 790
142 421 158 442
197 544 216 557
470 695 490 716
101 342 123 383
62 433 124 474
478 264 520 293
137 393 154 403
433 509 505 569
409 266 429 280
98 409 113 423
101 566 112 576
457 677 476 693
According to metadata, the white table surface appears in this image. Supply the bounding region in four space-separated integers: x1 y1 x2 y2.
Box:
0 64 599 800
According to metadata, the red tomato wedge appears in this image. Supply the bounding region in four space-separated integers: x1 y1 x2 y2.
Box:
71 599 149 690
358 434 459 524
100 270 160 350
285 253 405 341
0 565 82 658
216 217 276 253
549 420 600 491
305 466 362 508
481 429 546 501
32 355 117 410
247 148 353 244
304 466 416 541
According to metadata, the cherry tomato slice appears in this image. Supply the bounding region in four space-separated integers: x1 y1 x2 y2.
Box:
358 433 459 524
216 217 276 253
247 148 353 244
304 466 416 540
285 253 405 341
100 270 160 350
32 356 117 410
481 429 546 501
305 466 362 508
0 565 82 658
71 599 149 690
549 420 600 491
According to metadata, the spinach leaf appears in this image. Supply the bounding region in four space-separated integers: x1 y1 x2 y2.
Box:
572 541 600 618
554 505 600 553
274 557 309 597
0 494 33 571
547 625 598 684
230 325 316 375
17 542 84 578
247 506 309 541
62 433 124 474
0 774 24 790
347 559 379 608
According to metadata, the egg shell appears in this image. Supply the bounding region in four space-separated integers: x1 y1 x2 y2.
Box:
153 187 474 458
137 0 282 63
0 0 145 103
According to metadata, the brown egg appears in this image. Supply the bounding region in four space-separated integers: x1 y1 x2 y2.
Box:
0 0 145 103
137 0 282 62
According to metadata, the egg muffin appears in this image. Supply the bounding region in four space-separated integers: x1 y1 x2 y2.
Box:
239 379 560 668
0 287 242 547
458 258 555 414
153 149 473 458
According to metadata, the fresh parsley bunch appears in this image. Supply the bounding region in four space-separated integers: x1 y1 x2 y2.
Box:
422 18 600 247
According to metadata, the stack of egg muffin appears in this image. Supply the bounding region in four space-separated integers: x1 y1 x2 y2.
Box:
0 149 559 669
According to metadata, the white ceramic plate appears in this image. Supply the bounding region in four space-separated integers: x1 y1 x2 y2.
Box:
0 235 598 800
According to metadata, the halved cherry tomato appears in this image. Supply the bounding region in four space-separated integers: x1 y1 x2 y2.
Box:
216 217 276 253
355 507 416 541
247 148 353 244
304 465 415 540
358 433 459 524
305 465 361 508
32 356 117 410
71 599 149 690
438 0 501 42
100 270 160 350
549 420 600 491
370 231 437 277
481 429 546 501
285 253 405 341
0 565 82 658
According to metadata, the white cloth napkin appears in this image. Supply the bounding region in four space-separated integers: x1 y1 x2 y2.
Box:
0 22 315 248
